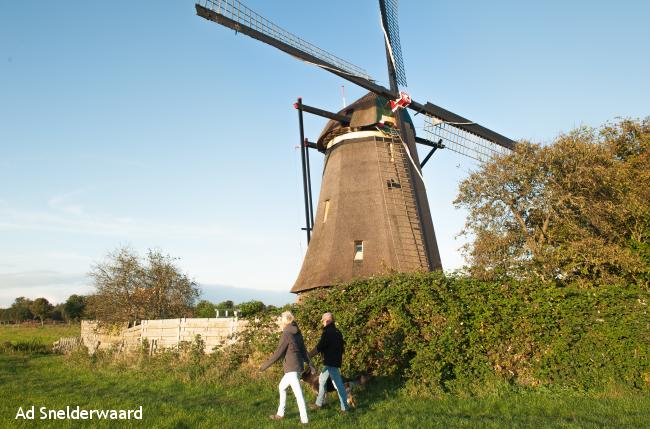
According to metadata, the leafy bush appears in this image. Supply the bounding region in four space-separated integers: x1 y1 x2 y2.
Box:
236 300 266 317
0 338 50 355
64 272 650 397
294 272 650 396
194 300 216 318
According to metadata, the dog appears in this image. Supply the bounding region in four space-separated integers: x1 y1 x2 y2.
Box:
301 368 370 408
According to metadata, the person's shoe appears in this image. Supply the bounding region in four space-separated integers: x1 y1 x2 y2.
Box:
269 414 284 420
308 404 323 411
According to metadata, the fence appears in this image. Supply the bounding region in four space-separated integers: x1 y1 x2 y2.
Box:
52 337 82 354
80 317 250 355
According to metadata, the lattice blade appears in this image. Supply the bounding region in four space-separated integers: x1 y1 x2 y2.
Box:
196 0 372 82
379 0 407 88
196 0 517 156
423 117 512 163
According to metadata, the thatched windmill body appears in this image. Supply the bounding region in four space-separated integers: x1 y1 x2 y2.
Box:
195 0 515 294
292 93 439 292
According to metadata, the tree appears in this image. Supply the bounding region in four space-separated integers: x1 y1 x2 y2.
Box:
215 300 234 310
194 300 216 318
88 247 143 322
455 118 650 286
7 297 33 323
89 247 200 322
83 294 99 320
49 304 65 322
63 295 86 322
143 250 200 319
237 300 266 317
30 298 53 326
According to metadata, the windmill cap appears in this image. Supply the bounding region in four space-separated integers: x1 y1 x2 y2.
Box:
316 92 413 152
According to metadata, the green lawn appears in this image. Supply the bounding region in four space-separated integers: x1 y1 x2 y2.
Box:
2 353 649 429
0 324 80 344
1 325 649 428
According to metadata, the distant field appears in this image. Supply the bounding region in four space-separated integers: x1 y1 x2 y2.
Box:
0 324 80 344
2 325 649 428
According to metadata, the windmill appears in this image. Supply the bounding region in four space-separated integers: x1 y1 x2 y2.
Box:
195 0 516 294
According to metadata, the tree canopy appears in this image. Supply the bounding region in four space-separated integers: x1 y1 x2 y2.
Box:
215 300 234 310
88 247 200 322
194 300 216 318
0 297 33 323
455 118 649 287
63 294 86 321
237 300 266 317
30 298 53 326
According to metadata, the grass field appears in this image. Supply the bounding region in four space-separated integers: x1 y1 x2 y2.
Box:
1 325 649 428
0 324 80 345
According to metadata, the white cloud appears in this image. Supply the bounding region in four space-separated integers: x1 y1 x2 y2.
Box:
0 270 87 288
0 270 91 306
0 195 228 240
48 189 87 216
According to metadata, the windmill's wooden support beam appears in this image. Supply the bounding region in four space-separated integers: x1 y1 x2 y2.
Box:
420 147 437 168
415 136 443 148
419 139 444 168
294 102 350 124
304 138 315 228
304 140 319 150
296 98 312 243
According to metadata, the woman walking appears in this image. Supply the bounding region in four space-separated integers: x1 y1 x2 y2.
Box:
260 311 314 424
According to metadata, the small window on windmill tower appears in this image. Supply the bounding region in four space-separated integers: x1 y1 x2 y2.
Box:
354 241 364 261
387 179 401 189
323 200 330 223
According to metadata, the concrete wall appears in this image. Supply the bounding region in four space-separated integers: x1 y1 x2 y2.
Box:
80 321 129 354
80 317 249 354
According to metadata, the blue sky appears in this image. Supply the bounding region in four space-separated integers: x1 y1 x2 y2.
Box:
1 0 648 307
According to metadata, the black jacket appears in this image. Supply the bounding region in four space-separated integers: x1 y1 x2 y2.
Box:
260 322 311 373
309 322 344 368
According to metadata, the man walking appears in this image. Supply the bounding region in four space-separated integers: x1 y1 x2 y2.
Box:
309 312 349 412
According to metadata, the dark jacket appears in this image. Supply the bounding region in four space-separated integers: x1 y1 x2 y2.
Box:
260 322 311 373
309 322 344 368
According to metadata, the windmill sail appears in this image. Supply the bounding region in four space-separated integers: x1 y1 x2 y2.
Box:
195 0 515 156
379 0 407 88
423 117 511 163
195 0 371 81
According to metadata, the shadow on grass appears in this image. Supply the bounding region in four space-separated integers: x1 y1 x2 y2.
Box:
300 375 404 410
354 375 404 408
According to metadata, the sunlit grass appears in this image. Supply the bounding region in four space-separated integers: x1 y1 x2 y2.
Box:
1 352 649 428
1 325 648 428
0 324 80 344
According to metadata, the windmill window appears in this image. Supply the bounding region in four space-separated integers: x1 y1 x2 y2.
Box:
323 200 330 223
354 241 364 261
389 142 395 162
387 179 401 189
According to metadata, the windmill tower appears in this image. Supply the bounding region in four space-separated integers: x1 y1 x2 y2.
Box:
195 0 515 294
291 93 440 292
